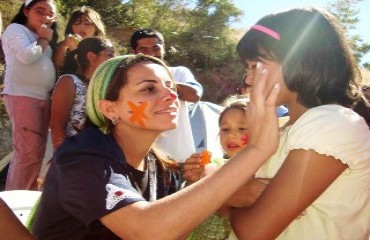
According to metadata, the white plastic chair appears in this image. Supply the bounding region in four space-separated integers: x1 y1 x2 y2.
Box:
0 190 41 225
0 196 36 240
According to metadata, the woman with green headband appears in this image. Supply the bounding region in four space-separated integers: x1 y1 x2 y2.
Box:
31 54 280 240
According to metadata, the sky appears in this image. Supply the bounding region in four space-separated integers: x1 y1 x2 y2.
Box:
231 0 370 65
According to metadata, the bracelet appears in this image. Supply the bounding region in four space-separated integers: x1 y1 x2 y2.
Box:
38 37 50 43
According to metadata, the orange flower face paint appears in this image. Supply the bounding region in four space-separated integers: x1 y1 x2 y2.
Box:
200 150 212 166
241 134 249 145
127 101 148 127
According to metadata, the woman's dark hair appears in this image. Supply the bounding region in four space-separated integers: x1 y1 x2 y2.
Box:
11 0 59 51
237 7 367 112
59 37 112 75
64 6 105 37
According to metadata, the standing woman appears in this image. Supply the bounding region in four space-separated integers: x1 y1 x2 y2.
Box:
53 6 106 70
1 0 58 190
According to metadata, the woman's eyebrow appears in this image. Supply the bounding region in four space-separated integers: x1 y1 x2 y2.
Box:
136 79 157 85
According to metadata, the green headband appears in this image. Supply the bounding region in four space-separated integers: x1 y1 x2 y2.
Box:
87 55 129 134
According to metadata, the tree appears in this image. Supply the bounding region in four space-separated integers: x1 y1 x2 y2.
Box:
168 0 244 102
118 0 244 103
0 0 23 27
56 0 130 29
0 0 247 157
0 0 245 103
328 0 370 68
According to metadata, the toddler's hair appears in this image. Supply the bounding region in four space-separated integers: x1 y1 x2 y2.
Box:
219 95 249 126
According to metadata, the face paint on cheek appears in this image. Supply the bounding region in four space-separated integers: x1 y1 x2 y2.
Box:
241 134 249 145
127 101 148 127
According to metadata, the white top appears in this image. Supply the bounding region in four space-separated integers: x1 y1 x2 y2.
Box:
156 66 224 161
255 105 370 240
156 100 195 162
155 66 204 162
168 66 203 95
1 23 55 100
54 74 87 137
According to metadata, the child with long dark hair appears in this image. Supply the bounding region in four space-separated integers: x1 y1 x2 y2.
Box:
53 6 106 70
231 7 370 239
1 0 59 190
51 37 114 150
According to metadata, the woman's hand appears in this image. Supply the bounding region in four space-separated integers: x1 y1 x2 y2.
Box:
246 62 280 158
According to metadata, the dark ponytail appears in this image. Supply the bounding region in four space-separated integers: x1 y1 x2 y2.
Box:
59 37 112 75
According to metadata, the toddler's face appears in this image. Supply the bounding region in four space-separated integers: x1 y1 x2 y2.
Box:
219 108 249 158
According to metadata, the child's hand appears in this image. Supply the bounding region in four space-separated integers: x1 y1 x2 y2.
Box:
182 153 204 183
201 163 218 178
37 24 53 42
62 34 81 51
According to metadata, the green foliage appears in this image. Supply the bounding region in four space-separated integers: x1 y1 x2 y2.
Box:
363 63 370 70
114 0 244 102
56 0 130 28
328 0 370 67
0 0 23 27
0 0 248 158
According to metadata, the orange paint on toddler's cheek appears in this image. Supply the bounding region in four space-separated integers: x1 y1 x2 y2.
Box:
127 101 148 127
241 134 249 145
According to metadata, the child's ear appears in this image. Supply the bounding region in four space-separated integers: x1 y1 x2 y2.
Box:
86 52 98 66
23 8 30 18
97 100 117 121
